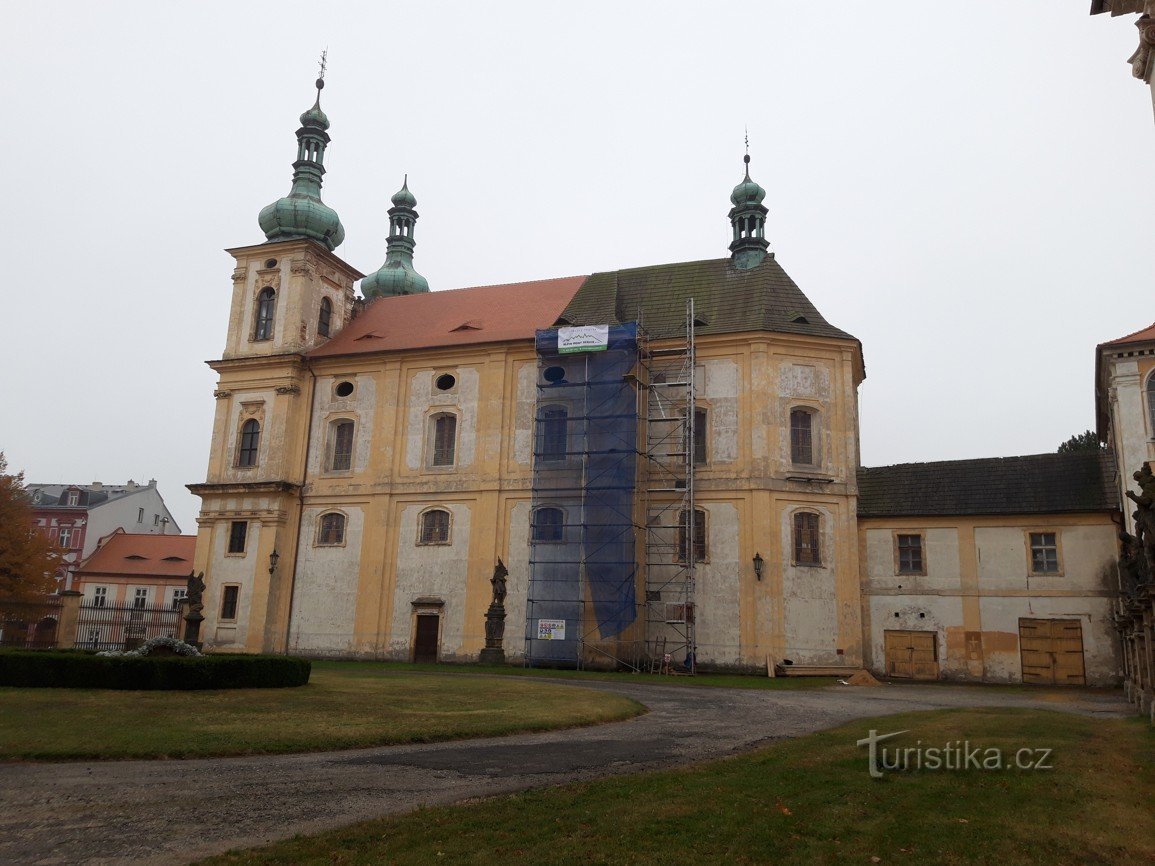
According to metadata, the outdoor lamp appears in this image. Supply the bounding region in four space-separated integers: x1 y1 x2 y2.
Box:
269 549 280 574
753 552 764 581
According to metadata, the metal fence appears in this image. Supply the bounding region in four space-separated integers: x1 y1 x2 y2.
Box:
75 602 183 652
0 597 64 649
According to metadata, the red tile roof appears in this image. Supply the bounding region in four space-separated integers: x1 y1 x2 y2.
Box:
308 276 587 358
77 533 196 578
1101 321 1155 347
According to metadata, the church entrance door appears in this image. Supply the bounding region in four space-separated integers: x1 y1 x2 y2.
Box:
413 614 440 664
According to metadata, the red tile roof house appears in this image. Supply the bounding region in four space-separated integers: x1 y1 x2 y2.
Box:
71 530 196 651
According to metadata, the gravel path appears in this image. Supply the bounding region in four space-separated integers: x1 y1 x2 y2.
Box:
0 680 1128 865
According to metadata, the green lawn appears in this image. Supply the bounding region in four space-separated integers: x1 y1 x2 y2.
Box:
201 708 1155 866
314 659 841 690
0 666 643 761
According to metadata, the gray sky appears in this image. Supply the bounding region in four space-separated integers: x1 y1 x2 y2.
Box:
3 2 1152 534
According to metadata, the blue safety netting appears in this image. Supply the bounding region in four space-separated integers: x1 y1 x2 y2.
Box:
525 323 639 666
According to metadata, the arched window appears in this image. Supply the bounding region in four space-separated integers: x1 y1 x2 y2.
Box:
790 408 815 466
430 413 457 467
254 288 276 341
419 508 451 545
328 419 354 471
793 511 821 566
678 508 707 563
1147 372 1155 436
237 419 260 467
318 297 333 338
537 405 568 462
532 507 564 542
317 512 346 546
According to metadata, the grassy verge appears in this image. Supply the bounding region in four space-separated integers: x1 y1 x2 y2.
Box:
313 659 841 690
201 708 1155 866
0 668 643 761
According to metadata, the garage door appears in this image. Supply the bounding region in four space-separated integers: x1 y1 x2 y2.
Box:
884 629 939 680
1019 618 1085 685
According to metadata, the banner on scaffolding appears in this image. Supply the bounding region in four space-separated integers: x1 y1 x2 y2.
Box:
557 325 609 354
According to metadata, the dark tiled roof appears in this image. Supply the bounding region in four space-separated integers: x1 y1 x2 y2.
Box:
857 452 1118 518
557 255 857 343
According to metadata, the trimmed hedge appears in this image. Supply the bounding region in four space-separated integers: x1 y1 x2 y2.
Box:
0 650 311 690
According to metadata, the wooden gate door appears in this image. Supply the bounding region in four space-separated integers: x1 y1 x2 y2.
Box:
1019 618 1085 685
884 629 940 680
413 614 440 664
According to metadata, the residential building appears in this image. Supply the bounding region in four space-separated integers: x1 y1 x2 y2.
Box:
25 479 180 589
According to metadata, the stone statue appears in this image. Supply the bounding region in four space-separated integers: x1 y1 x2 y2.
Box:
1126 465 1155 572
183 571 206 648
1118 529 1148 597
479 559 508 665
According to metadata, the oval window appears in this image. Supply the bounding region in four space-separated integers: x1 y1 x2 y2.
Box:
334 381 355 398
435 373 456 391
543 366 566 383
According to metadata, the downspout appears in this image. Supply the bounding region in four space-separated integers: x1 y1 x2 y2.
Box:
283 359 318 653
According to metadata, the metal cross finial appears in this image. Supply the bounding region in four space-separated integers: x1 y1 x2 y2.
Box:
745 126 749 156
318 49 328 81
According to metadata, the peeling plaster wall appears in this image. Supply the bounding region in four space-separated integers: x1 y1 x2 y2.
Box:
205 520 263 649
388 504 472 659
699 360 739 464
776 361 834 473
289 506 364 655
504 502 533 657
513 363 536 466
307 375 378 476
694 502 741 664
404 368 480 471
781 504 839 663
974 525 1116 590
867 594 964 676
864 527 961 594
976 596 1119 685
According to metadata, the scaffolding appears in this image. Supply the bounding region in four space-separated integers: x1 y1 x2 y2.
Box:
640 300 697 672
523 304 697 672
525 323 642 668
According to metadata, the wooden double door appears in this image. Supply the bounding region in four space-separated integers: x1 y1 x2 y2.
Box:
884 629 940 680
1019 618 1085 685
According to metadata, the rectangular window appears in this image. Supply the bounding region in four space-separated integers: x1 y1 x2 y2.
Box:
692 408 708 466
92 586 107 608
897 534 924 574
153 514 160 526
220 585 240 621
86 627 102 648
59 528 72 549
227 521 248 554
1029 532 1059 574
137 507 144 523
133 588 149 609
66 491 79 506
171 589 187 610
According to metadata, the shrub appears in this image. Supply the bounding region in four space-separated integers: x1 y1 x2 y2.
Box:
0 650 311 690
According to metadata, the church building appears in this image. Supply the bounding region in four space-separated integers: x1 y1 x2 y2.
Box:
189 77 1125 685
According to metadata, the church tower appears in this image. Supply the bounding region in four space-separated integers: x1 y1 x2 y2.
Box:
729 154 769 270
361 176 430 298
190 70 363 654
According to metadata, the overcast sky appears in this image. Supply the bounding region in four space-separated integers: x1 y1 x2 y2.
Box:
3 2 1152 534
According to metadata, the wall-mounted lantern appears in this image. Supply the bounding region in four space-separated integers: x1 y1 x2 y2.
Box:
268 549 280 575
753 552 764 581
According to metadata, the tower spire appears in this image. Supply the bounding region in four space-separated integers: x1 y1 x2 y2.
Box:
361 176 430 298
257 60 345 251
728 145 768 270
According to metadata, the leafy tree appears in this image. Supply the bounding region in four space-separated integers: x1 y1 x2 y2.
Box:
1057 430 1104 455
0 453 60 601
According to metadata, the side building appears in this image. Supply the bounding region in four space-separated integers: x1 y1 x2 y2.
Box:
858 453 1120 686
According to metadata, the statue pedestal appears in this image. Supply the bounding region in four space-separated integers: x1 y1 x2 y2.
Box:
478 647 506 665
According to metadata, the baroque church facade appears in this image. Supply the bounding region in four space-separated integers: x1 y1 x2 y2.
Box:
190 78 1125 685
